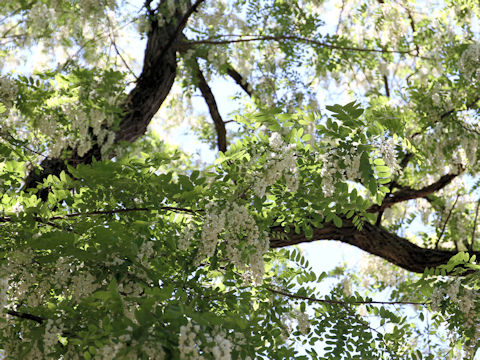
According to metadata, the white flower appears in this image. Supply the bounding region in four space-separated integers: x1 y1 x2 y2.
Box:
378 137 400 175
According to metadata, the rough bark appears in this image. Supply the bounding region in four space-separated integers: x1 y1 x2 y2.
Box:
270 219 474 273
367 172 460 213
193 60 227 153
24 1 204 190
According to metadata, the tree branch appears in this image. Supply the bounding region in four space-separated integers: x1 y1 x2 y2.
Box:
470 198 480 252
226 66 253 97
24 1 205 189
179 36 253 98
269 218 473 273
383 74 390 98
193 60 228 153
367 172 460 213
7 309 45 324
435 194 460 249
185 35 421 56
0 206 199 223
266 287 425 306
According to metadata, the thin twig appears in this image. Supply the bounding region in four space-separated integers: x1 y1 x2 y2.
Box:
0 206 199 223
470 198 480 252
335 0 346 35
106 15 138 79
266 287 426 306
193 59 227 153
187 35 422 56
436 194 460 249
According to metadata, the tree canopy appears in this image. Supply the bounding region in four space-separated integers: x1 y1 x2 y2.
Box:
1 0 480 359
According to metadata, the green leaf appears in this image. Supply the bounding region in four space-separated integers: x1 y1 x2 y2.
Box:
332 215 342 228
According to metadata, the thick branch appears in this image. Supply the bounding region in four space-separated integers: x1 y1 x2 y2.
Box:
7 309 44 324
193 60 228 153
178 37 253 98
270 218 475 273
383 74 390 97
367 172 460 213
24 1 205 189
226 67 253 97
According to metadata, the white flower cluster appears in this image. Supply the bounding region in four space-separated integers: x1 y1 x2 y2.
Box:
206 48 229 72
0 75 18 112
294 311 311 335
280 310 310 338
318 145 362 197
142 342 166 360
431 279 477 318
52 257 100 303
117 279 144 297
360 255 406 287
197 203 226 259
378 137 400 175
0 278 8 312
343 148 362 181
459 42 480 81
191 201 268 284
137 240 155 266
253 132 298 198
318 151 337 197
460 137 478 166
179 320 236 360
62 99 116 158
94 341 123 360
33 76 118 159
223 202 269 285
70 271 101 303
43 318 63 352
416 198 433 225
4 249 38 306
430 279 480 357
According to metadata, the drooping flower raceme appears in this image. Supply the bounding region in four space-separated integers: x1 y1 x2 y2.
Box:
378 137 400 175
179 320 236 360
253 132 298 198
193 201 269 285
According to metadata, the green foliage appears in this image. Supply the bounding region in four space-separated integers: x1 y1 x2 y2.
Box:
0 0 480 359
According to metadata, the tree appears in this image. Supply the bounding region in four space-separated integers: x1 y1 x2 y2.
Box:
0 0 480 358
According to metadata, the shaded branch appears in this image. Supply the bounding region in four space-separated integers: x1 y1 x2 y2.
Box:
7 309 45 324
383 74 390 98
226 66 253 97
24 1 205 189
186 35 420 56
403 5 420 55
367 172 461 213
0 206 199 223
435 194 460 249
269 218 473 273
266 287 426 306
193 60 228 153
470 198 480 252
179 36 253 98
411 96 480 139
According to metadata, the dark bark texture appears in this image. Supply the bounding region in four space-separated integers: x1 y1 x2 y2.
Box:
24 1 199 190
270 219 472 273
